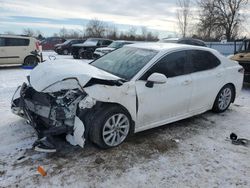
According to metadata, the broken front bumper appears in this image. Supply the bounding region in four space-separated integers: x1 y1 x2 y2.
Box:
11 83 82 138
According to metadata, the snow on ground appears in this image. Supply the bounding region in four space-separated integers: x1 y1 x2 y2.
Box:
0 52 249 188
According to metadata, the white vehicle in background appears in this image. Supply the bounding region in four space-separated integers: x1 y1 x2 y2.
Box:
93 40 134 58
0 35 42 66
11 43 243 152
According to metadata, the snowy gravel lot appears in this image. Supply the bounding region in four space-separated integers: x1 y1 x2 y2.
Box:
0 52 249 188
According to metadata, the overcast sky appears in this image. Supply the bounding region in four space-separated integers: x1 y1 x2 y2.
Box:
0 0 249 38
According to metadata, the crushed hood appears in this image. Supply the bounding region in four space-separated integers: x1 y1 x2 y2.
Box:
30 59 120 92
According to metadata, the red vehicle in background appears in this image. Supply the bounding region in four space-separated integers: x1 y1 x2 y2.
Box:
40 37 66 50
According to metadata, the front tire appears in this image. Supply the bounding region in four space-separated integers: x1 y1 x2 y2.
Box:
212 84 234 113
90 106 131 149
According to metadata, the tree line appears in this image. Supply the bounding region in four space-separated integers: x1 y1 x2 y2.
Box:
176 0 249 41
12 19 159 41
4 0 249 42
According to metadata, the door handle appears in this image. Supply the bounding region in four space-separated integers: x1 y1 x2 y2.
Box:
182 80 192 85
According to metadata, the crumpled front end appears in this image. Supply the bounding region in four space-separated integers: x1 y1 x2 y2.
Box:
11 82 88 147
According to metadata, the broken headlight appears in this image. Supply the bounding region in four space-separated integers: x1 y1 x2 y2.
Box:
50 90 84 106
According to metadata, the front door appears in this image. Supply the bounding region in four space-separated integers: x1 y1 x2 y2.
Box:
135 50 193 131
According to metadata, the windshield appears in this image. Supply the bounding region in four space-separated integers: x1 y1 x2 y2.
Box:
62 40 72 45
108 41 126 48
91 47 158 80
83 38 98 46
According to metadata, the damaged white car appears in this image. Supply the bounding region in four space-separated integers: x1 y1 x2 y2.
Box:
11 43 244 152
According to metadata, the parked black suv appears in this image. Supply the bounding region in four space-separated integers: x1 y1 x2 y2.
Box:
54 39 85 55
71 38 113 59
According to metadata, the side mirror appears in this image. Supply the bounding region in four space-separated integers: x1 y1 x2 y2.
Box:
145 73 167 88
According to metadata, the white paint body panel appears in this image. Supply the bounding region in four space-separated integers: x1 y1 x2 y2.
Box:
28 43 244 135
30 60 120 92
0 35 40 65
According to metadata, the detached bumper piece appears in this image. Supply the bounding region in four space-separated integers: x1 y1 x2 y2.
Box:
33 137 57 153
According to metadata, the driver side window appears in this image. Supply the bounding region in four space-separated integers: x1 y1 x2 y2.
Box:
140 50 190 80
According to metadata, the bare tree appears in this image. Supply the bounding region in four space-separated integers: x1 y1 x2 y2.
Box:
85 19 106 37
176 0 191 37
4 31 15 35
59 27 69 38
105 25 118 39
23 28 35 37
197 0 249 41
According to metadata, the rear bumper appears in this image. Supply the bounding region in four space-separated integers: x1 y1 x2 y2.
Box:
93 52 102 59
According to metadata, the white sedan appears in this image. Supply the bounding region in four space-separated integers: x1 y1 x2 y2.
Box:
11 43 244 152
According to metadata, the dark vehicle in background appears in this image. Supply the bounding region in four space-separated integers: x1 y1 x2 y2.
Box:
230 38 250 82
160 38 206 47
71 38 113 59
93 40 134 59
40 37 66 50
54 39 85 55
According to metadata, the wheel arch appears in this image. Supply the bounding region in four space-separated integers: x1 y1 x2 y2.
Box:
225 83 236 103
23 55 39 65
96 102 135 135
77 101 135 143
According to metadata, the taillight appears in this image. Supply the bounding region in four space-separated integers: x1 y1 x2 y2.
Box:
35 41 40 51
238 67 244 74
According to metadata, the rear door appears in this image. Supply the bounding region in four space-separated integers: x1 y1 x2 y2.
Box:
0 37 9 65
187 50 225 113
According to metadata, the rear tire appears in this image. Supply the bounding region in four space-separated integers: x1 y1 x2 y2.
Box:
90 105 131 149
212 84 234 113
23 56 38 66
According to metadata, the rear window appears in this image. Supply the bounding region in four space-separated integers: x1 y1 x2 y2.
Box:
5 38 30 46
188 50 220 72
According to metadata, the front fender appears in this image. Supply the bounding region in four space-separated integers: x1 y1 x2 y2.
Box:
84 82 137 122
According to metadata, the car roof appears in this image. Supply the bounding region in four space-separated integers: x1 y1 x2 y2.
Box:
126 42 213 53
0 34 33 39
87 38 113 41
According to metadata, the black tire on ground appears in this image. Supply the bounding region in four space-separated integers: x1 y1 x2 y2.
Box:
23 56 39 66
90 105 132 149
212 84 235 113
85 51 93 59
73 54 80 59
63 49 69 55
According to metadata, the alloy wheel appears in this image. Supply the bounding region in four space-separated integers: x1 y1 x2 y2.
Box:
102 113 130 147
218 87 232 110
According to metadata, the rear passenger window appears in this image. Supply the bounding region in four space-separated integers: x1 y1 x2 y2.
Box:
102 40 112 46
5 38 30 46
189 50 220 72
140 50 190 80
0 38 5 46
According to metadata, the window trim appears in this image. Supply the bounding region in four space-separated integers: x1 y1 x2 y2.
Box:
186 49 221 73
4 37 30 46
137 49 191 81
